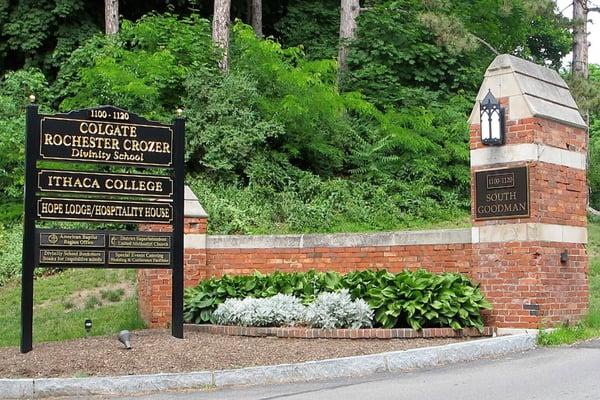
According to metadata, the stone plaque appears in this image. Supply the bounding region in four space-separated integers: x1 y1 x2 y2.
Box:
39 249 105 264
475 166 529 220
39 231 105 247
108 251 171 265
38 170 173 198
37 197 173 224
39 116 173 167
109 234 171 249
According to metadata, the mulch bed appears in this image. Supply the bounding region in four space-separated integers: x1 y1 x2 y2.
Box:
0 328 482 379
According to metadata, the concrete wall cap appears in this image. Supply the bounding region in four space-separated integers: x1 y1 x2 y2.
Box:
486 54 567 88
184 186 208 218
470 143 587 170
207 228 472 249
469 54 586 129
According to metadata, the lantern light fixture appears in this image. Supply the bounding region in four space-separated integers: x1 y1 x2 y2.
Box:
480 90 505 146
84 319 92 336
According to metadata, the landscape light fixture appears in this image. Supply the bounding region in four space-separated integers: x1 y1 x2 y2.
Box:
117 330 132 350
560 250 569 264
84 319 92 335
480 90 505 146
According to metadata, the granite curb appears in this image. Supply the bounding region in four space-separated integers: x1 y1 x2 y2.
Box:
0 333 537 399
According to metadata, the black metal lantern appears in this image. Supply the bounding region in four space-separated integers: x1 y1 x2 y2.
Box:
480 90 505 146
84 319 92 334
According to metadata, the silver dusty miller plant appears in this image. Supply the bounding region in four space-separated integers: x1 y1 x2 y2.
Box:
303 289 373 329
212 294 305 327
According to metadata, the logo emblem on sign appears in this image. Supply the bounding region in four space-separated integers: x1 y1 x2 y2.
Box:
48 234 59 244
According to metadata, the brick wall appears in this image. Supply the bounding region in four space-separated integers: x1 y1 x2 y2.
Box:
468 87 589 327
472 241 588 328
137 219 207 327
137 54 589 331
205 243 472 277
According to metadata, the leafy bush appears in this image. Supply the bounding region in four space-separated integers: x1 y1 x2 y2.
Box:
0 224 22 286
304 289 373 329
350 269 492 330
212 291 372 329
189 176 469 235
55 13 218 121
184 269 491 330
274 0 339 60
184 70 285 179
184 270 342 324
213 294 305 327
0 68 50 205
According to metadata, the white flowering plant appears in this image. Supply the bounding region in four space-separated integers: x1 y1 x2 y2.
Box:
212 290 374 329
212 294 305 327
303 289 373 329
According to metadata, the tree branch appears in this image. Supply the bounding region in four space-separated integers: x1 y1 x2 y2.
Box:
589 7 600 12
472 35 499 56
588 206 600 217
560 1 573 14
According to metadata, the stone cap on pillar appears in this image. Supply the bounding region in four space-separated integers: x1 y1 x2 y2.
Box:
184 185 208 218
468 54 586 129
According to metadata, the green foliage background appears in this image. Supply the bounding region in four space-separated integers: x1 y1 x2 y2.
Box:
0 1 587 284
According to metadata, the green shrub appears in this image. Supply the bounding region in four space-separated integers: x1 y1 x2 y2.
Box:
347 269 491 330
0 68 51 205
274 0 339 60
100 288 125 302
189 175 469 235
0 224 22 286
56 13 218 121
184 269 491 330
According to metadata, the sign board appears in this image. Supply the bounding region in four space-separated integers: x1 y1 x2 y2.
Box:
38 170 173 197
36 229 173 268
39 116 173 167
20 105 185 353
36 197 173 224
474 166 529 220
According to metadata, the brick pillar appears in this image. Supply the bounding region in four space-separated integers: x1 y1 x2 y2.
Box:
469 55 588 328
138 186 208 328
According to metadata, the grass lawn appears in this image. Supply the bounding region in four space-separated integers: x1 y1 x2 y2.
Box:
0 269 145 347
538 220 600 345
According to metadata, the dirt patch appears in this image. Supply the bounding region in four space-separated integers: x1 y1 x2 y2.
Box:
34 271 135 312
0 328 481 378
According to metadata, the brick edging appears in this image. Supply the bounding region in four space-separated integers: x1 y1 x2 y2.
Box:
187 324 496 339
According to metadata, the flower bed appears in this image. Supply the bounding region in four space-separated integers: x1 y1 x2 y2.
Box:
188 324 496 339
184 269 492 331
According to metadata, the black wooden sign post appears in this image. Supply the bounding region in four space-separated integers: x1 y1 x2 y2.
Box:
20 103 185 353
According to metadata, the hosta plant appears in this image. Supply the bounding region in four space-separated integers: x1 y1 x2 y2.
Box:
184 269 491 331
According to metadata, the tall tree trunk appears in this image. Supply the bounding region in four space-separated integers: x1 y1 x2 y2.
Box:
572 0 588 79
247 0 252 26
213 0 232 71
338 0 360 75
252 0 263 37
105 0 119 35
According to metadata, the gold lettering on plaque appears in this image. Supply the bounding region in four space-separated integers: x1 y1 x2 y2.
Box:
79 122 137 137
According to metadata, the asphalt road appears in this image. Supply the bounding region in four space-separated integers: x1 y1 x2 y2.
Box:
83 340 600 400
